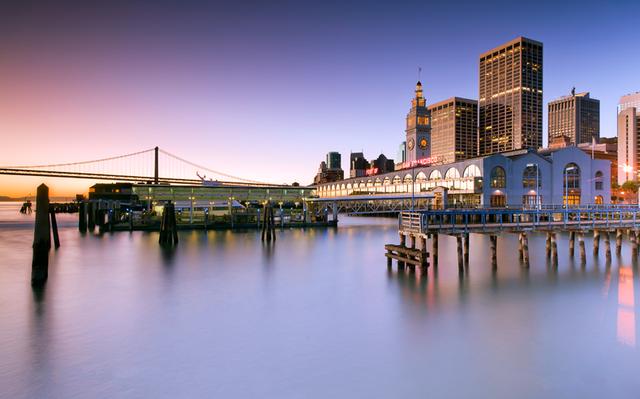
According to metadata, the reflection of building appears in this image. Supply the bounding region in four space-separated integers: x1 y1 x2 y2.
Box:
617 94 640 184
479 37 543 155
548 90 599 145
349 152 370 178
405 81 431 162
315 146 610 207
428 97 478 164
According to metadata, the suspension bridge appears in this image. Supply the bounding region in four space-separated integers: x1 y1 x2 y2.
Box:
0 146 285 187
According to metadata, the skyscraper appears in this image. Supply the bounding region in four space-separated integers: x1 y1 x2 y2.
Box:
325 152 341 170
428 97 478 164
618 92 640 113
479 37 543 155
405 81 431 162
617 103 640 185
548 90 599 145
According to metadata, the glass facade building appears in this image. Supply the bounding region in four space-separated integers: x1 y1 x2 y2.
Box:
428 97 478 164
548 92 600 145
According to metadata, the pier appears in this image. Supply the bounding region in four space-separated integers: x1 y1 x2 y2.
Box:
389 205 640 271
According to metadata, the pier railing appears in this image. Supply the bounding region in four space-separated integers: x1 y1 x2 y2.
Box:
399 205 640 234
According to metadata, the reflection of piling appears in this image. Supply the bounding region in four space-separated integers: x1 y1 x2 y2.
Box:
463 233 470 265
522 232 530 267
551 233 558 267
87 202 95 232
518 233 524 261
593 230 600 256
159 201 179 246
31 184 51 287
545 232 551 259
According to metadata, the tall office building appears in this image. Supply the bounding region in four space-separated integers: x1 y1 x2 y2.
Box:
428 97 478 164
618 92 640 113
325 152 341 170
396 141 406 164
617 105 640 185
405 81 431 162
548 90 599 145
479 37 543 155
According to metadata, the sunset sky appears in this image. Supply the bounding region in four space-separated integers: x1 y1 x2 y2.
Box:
1 0 639 197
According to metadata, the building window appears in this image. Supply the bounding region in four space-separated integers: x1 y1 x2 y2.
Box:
563 163 581 190
595 171 603 190
490 194 506 207
595 195 603 205
522 164 541 188
490 166 506 188
463 164 481 177
429 170 442 180
445 167 461 179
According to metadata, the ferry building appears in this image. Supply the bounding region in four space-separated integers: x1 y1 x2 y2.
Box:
315 82 611 208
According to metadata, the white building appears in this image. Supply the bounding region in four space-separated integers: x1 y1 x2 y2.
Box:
314 147 610 207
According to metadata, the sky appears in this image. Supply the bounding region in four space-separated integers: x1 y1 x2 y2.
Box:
0 0 639 197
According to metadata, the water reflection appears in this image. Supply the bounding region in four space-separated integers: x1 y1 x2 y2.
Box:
617 267 636 347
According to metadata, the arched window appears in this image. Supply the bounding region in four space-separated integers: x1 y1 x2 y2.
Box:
595 171 603 190
522 164 541 188
445 167 460 179
403 174 413 184
563 163 580 189
429 169 442 180
416 171 427 182
490 166 506 188
392 175 402 185
382 178 390 186
463 164 481 178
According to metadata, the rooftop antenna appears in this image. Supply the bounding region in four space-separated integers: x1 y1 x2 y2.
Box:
418 66 422 82
571 87 576 96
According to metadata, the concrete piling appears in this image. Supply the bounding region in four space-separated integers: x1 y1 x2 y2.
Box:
31 184 50 287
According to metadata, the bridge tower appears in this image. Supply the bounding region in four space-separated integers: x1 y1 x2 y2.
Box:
154 146 159 184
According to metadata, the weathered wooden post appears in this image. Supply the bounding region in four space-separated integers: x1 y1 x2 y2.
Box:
270 206 276 242
398 232 406 268
78 201 87 233
545 232 551 259
551 233 558 266
490 235 497 269
87 201 95 231
463 233 470 265
593 230 600 256
432 233 438 267
616 229 623 254
159 201 178 246
522 232 530 268
31 184 50 287
604 231 611 259
578 233 586 264
409 234 416 249
569 231 575 257
456 235 463 270
518 233 524 261
49 206 60 249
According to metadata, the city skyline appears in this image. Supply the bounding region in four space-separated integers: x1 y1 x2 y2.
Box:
1 1 639 196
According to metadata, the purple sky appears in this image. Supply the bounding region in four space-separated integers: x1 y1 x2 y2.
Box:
0 0 638 195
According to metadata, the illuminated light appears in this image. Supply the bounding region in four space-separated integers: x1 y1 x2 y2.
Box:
365 167 379 176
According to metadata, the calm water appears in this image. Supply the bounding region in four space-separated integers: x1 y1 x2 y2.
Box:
0 202 639 398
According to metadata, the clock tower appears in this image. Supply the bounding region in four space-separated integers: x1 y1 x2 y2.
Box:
405 81 431 163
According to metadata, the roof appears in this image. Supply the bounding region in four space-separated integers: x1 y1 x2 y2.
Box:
480 36 543 58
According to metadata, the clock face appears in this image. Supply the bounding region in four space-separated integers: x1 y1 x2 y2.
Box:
419 137 428 150
407 138 415 151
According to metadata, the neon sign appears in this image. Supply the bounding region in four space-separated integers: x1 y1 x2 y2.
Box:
365 167 379 176
398 156 445 170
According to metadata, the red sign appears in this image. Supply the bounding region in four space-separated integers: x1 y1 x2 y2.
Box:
399 156 445 170
365 167 379 176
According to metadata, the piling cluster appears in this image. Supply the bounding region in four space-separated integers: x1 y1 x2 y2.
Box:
261 203 276 242
159 201 179 246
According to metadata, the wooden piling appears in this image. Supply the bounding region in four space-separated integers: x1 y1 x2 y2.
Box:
616 229 623 254
545 232 551 259
456 235 463 270
569 231 575 257
463 233 470 265
604 231 611 259
551 233 558 266
409 234 416 249
578 233 586 264
49 207 60 249
87 202 95 231
490 235 497 269
432 234 438 267
593 230 600 256
78 202 87 233
522 232 530 268
518 233 524 261
31 184 50 286
159 201 178 246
